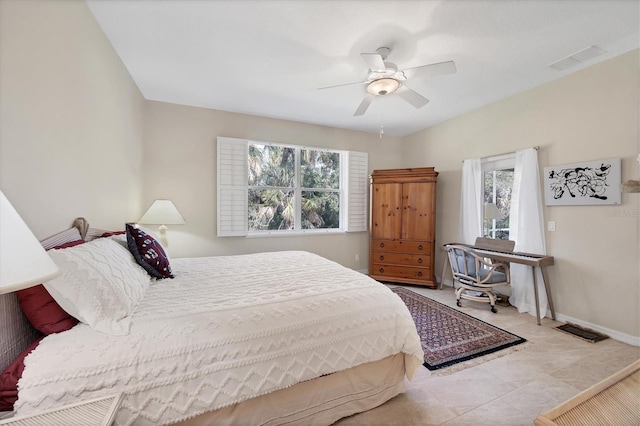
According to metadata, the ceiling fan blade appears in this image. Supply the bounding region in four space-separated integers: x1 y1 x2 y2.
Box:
396 85 429 109
402 60 457 80
317 80 367 90
361 53 386 72
354 94 376 116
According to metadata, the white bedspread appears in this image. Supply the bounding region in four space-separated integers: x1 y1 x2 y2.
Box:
16 251 423 425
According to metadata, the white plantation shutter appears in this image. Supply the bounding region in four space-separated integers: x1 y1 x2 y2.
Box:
345 151 368 232
217 137 248 236
218 138 367 236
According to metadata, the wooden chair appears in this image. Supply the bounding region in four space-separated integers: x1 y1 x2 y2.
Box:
445 245 511 313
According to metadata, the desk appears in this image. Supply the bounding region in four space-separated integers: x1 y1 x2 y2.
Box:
442 243 555 325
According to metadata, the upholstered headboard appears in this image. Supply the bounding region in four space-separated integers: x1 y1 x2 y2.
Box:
0 218 92 371
0 295 39 371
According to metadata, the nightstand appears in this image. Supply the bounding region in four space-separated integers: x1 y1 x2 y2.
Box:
0 394 123 426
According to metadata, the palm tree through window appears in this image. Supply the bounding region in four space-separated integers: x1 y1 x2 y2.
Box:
248 143 341 232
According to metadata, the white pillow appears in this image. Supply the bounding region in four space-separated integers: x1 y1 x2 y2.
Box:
108 233 128 249
44 238 151 335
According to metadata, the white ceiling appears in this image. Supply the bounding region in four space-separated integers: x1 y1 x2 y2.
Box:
86 0 639 137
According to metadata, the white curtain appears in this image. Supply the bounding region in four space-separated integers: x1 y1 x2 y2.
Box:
508 148 548 317
459 158 482 244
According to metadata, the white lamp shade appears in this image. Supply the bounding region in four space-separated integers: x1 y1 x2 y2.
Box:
0 191 60 294
139 200 186 225
484 202 504 221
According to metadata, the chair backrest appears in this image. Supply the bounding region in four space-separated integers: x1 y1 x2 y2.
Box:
474 237 515 252
445 244 510 287
446 245 478 281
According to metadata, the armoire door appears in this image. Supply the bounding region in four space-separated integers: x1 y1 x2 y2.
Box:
371 183 402 239
401 182 434 240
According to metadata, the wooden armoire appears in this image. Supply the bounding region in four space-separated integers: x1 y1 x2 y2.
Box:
369 167 438 288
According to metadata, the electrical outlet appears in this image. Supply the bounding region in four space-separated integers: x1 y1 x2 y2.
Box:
547 221 556 232
355 254 360 262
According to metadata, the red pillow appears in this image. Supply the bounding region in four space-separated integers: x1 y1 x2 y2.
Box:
17 286 79 335
16 240 83 335
100 230 125 237
0 337 43 411
47 239 85 250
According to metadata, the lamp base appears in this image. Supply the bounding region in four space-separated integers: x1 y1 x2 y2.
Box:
158 224 169 247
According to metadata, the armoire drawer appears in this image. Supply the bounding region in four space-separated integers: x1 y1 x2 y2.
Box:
371 264 431 281
371 239 430 253
372 250 430 267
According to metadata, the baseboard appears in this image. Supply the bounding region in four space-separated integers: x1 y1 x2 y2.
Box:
356 269 369 275
552 313 640 347
435 276 640 347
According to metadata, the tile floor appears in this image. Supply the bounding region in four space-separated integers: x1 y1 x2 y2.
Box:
335 285 640 426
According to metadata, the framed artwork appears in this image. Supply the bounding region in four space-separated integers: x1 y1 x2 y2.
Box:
544 158 621 206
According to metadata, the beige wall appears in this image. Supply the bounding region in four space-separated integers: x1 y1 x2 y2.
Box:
402 50 640 341
1 0 637 342
0 0 145 239
142 101 403 268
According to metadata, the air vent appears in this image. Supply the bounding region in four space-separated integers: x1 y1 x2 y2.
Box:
548 45 605 71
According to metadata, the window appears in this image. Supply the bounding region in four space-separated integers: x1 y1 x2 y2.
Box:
482 155 515 239
217 137 367 236
248 143 340 231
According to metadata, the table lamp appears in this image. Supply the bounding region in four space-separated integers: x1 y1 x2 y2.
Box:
484 202 504 221
0 191 60 294
138 199 185 247
483 202 504 239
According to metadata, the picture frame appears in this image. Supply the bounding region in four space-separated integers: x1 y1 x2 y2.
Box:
544 158 621 206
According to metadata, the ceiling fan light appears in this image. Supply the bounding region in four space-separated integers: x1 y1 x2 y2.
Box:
367 78 400 96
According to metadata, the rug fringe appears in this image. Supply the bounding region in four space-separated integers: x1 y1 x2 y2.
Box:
428 341 533 376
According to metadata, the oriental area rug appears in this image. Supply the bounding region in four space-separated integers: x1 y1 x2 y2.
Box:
392 287 526 371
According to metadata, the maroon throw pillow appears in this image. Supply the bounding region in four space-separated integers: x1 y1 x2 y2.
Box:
51 240 85 249
126 224 173 279
17 286 79 335
100 230 125 237
16 240 83 335
0 337 43 411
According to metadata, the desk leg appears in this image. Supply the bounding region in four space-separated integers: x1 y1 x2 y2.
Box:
532 266 541 326
440 255 450 290
541 266 556 320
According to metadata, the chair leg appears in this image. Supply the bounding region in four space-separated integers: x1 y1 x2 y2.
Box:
487 291 497 313
455 286 464 307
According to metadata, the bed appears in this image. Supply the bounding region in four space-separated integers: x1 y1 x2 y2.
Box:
0 219 424 425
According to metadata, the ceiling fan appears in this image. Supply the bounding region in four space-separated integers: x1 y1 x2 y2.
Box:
318 47 457 116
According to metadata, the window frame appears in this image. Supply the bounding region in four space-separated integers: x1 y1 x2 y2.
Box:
248 142 343 235
217 137 368 237
481 154 515 240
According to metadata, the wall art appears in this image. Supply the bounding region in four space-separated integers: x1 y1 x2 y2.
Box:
544 158 621 206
